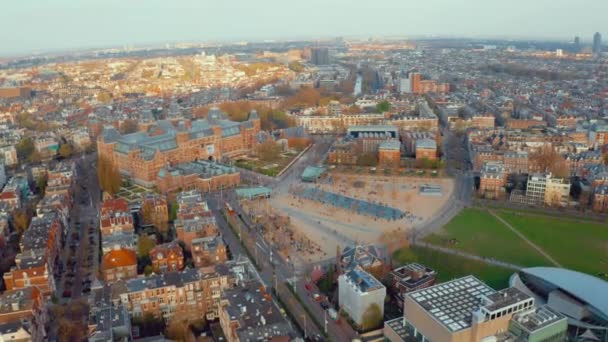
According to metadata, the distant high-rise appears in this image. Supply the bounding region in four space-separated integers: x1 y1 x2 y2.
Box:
574 36 581 52
593 32 602 55
310 47 329 65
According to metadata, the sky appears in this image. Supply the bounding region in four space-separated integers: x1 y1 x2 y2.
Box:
1 0 607 56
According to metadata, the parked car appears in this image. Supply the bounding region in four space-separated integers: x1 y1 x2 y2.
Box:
327 308 338 321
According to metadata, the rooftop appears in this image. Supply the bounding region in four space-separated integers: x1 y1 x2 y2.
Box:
516 267 608 317
390 263 437 290
342 265 384 293
341 244 382 270
222 282 293 341
407 276 495 332
511 305 566 333
159 160 238 179
379 139 401 151
122 264 230 293
101 248 137 269
301 166 326 181
415 138 437 149
481 287 532 313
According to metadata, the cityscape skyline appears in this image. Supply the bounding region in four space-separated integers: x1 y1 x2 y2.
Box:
1 0 607 56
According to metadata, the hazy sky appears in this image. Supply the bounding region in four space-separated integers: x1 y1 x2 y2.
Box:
1 0 606 56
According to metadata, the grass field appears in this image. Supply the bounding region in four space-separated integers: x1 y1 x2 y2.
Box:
497 210 608 277
393 246 513 289
424 208 552 267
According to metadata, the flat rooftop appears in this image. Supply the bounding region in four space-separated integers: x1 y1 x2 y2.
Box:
343 266 384 293
511 305 566 333
483 287 531 313
391 263 437 289
407 276 495 332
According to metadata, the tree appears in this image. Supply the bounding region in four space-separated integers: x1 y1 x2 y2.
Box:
361 303 383 331
137 235 156 258
284 86 321 108
529 145 569 178
119 119 139 134
36 174 48 196
133 312 166 337
15 137 35 163
12 210 30 234
143 265 154 276
256 140 281 162
166 319 190 341
58 143 73 158
97 92 112 104
288 61 305 72
318 266 334 295
142 200 169 232
58 318 82 342
169 202 179 222
28 150 41 164
97 156 121 195
376 100 391 113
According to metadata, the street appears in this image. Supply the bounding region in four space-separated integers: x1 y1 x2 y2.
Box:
56 153 101 303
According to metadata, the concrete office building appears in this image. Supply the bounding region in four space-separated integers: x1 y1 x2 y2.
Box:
593 32 602 55
338 265 386 327
385 276 534 342
525 173 571 207
310 47 330 65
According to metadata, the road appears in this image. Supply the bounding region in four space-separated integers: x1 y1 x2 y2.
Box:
410 127 474 240
56 153 101 303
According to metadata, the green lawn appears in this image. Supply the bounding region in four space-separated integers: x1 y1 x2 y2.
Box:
496 210 608 277
424 208 552 268
393 246 513 289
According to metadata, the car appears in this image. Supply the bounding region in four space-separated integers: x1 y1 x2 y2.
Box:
62 290 72 298
320 301 330 310
313 293 323 302
83 287 91 293
304 283 313 291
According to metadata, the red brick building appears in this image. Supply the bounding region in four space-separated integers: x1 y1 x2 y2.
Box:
592 184 608 213
192 236 228 267
479 162 506 199
150 241 184 273
156 160 240 194
101 249 138 282
415 139 437 160
378 140 401 168
410 73 450 95
97 109 260 187
100 198 134 237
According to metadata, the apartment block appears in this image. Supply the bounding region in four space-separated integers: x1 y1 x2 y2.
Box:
338 265 386 327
